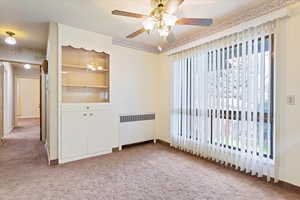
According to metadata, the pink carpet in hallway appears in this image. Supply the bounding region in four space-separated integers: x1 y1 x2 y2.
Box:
0 118 300 200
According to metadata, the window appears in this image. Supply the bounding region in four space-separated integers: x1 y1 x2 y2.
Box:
171 22 275 178
206 35 274 159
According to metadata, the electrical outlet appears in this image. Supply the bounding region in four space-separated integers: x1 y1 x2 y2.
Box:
287 95 296 105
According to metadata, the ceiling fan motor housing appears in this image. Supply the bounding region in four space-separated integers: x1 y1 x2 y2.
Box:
152 0 168 8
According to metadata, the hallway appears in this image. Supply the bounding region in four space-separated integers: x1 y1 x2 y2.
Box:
0 118 46 165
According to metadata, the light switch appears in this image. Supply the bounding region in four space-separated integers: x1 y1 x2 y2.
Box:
287 95 296 105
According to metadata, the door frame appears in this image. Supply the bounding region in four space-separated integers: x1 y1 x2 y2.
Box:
40 60 48 142
0 63 4 139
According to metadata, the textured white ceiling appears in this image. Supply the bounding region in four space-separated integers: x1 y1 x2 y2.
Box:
0 0 262 51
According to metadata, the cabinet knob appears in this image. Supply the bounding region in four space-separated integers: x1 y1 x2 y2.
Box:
83 113 87 116
89 113 93 116
86 106 90 110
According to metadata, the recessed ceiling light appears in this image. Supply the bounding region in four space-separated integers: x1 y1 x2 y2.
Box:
158 46 162 52
5 31 17 45
24 64 31 70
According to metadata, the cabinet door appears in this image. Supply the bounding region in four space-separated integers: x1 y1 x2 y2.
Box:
87 109 113 154
61 111 87 159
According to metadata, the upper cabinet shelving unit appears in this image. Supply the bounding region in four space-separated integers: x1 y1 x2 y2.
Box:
62 46 110 103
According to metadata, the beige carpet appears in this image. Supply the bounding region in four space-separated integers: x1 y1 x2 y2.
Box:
0 119 300 200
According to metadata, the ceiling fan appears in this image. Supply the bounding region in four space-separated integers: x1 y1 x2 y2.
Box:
112 0 213 44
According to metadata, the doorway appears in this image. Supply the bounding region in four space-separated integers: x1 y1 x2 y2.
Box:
0 61 42 140
15 78 40 126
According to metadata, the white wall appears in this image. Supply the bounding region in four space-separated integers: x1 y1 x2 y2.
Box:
3 62 14 136
156 2 300 187
157 54 171 143
111 45 159 147
276 3 300 187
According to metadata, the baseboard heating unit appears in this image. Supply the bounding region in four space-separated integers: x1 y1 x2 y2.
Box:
119 113 156 150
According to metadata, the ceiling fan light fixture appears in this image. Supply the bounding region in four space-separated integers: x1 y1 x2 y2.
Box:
164 14 177 27
5 31 16 45
143 17 156 31
111 0 213 42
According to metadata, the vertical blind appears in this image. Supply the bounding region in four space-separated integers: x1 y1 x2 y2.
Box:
171 21 275 180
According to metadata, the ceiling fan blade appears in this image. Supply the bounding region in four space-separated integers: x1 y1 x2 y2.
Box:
167 32 176 43
112 10 146 19
126 28 146 39
176 18 213 26
165 0 184 14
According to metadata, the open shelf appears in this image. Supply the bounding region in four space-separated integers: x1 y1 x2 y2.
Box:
62 46 110 103
62 63 109 72
63 84 109 88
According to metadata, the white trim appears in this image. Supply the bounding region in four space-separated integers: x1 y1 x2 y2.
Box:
166 8 289 56
44 143 50 163
273 18 286 183
59 150 112 164
5 126 14 135
112 38 159 54
58 22 62 163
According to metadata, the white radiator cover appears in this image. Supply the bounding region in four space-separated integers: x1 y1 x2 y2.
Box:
119 113 155 149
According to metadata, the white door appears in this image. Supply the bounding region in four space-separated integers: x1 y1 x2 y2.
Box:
61 111 87 159
16 78 40 118
87 109 113 154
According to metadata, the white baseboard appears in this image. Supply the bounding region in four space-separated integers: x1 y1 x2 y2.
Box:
4 126 14 136
44 143 50 162
59 150 112 164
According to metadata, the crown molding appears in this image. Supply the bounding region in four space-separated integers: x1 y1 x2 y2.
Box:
112 38 160 54
162 0 298 52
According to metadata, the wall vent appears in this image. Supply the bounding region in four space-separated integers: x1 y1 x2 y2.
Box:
120 113 155 123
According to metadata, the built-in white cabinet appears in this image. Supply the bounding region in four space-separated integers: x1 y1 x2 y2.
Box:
61 105 113 163
61 111 86 159
58 24 114 164
86 108 113 155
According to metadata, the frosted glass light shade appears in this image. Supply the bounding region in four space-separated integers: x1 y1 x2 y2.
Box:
164 14 178 27
158 27 169 37
5 36 16 45
143 17 156 31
